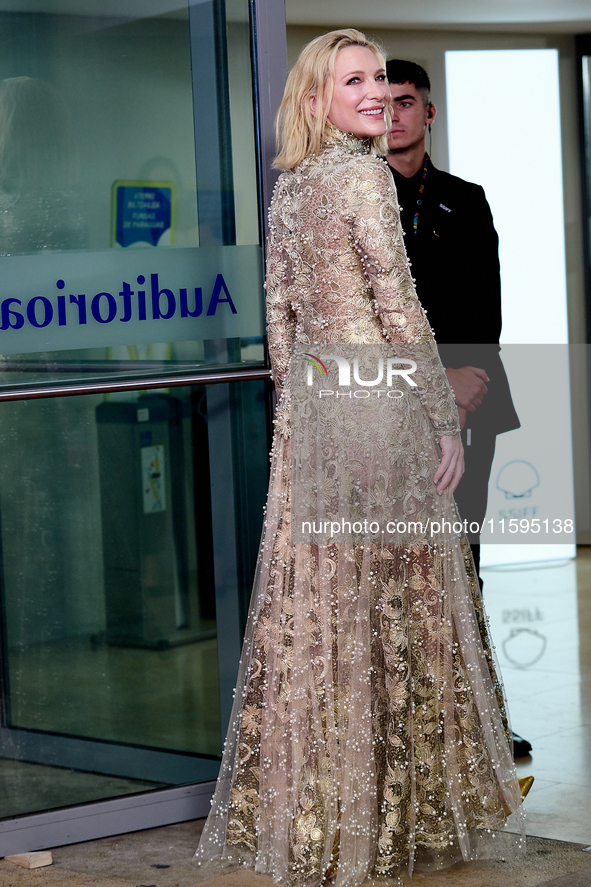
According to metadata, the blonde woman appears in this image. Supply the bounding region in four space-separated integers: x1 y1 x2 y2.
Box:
197 29 526 886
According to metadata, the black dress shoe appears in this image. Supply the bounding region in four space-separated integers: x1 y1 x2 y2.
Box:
513 731 532 758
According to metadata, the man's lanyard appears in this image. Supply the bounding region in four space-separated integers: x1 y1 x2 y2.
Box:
412 155 429 235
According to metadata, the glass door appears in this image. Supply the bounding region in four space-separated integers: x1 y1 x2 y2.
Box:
0 0 283 852
0 378 270 802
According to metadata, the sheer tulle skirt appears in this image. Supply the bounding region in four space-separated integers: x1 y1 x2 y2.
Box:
196 429 525 886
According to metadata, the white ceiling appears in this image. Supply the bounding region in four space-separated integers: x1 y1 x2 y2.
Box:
0 0 588 33
286 0 591 33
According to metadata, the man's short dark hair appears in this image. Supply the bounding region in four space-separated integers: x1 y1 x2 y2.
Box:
386 59 431 103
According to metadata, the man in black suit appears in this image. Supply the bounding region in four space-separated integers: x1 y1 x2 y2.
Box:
385 59 530 758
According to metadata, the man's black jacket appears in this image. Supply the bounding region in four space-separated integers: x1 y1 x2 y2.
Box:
391 156 519 435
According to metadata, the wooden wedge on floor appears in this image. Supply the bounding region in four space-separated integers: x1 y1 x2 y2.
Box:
5 851 53 868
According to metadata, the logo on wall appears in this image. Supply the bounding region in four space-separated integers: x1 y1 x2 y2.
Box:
496 460 540 499
502 627 547 669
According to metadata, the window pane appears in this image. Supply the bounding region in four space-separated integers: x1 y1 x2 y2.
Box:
0 378 269 816
0 0 265 385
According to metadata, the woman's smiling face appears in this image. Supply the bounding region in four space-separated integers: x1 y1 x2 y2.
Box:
318 44 388 139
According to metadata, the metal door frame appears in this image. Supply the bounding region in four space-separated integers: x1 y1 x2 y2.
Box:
575 33 591 343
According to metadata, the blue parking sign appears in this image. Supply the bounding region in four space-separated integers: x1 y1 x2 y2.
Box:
112 181 174 247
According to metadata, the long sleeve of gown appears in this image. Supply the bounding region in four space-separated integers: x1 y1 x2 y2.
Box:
264 181 296 402
349 158 460 439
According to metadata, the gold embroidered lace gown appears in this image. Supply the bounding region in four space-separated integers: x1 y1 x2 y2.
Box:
196 129 524 886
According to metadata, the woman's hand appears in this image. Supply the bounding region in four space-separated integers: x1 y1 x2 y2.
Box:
433 434 465 495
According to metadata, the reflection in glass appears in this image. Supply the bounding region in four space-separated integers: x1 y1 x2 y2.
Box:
0 76 84 255
0 1 263 382
0 388 220 754
0 0 268 838
0 378 269 817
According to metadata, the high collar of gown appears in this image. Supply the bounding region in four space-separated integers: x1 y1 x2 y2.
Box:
321 124 371 155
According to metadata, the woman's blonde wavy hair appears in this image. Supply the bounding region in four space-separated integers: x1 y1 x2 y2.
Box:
274 29 389 170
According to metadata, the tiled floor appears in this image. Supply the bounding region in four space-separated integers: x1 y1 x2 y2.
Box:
2 823 591 887
483 546 591 845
